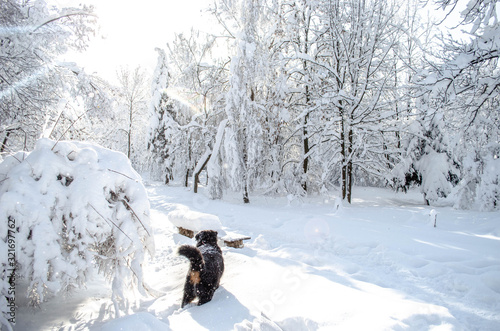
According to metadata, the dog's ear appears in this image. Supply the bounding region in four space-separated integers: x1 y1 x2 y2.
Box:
195 232 200 241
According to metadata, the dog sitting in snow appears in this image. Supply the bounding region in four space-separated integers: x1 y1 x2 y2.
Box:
178 230 224 307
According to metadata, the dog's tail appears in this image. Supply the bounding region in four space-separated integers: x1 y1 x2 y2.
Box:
178 245 204 272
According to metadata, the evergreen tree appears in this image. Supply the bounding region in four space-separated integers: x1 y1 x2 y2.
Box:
223 0 265 203
148 48 177 183
413 0 500 209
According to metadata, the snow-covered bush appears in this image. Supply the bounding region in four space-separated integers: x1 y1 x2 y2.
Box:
476 148 500 211
416 148 459 205
454 144 500 211
0 139 154 329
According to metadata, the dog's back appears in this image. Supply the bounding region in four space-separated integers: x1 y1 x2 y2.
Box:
199 244 224 288
178 230 224 307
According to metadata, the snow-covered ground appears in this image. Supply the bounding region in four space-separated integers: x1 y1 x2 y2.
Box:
15 183 500 330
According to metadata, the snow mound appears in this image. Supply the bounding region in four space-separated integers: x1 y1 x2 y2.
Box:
168 207 223 234
0 139 154 329
100 312 169 331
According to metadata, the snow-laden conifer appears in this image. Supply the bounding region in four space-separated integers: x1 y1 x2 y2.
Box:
147 48 178 183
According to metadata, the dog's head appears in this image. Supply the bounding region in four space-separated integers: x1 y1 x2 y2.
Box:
195 230 218 247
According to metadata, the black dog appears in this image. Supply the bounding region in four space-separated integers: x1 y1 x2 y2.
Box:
178 230 224 307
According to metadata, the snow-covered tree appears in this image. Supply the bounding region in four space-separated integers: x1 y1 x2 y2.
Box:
412 0 500 209
223 0 268 203
302 0 405 202
0 0 101 154
474 144 500 211
0 139 154 330
194 0 415 202
421 0 499 125
207 119 228 199
391 109 460 205
279 0 324 195
155 30 229 190
419 115 460 204
116 66 149 163
144 0 495 210
148 48 177 183
168 31 228 189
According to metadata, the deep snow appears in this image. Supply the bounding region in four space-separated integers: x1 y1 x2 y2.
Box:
14 183 500 330
0 139 153 331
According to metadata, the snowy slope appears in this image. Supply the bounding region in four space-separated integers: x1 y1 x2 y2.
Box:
14 183 500 330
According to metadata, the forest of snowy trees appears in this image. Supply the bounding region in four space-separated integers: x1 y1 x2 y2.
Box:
147 0 500 210
1 0 499 211
0 0 499 328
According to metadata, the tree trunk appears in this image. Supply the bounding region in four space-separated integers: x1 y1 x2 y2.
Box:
243 185 250 204
341 116 347 201
424 193 430 206
242 132 250 204
347 128 353 204
1 130 11 153
127 104 133 159
184 169 190 188
193 152 211 194
301 15 311 193
302 109 310 192
242 157 250 204
341 119 353 204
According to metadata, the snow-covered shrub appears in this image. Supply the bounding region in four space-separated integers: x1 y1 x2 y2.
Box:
0 139 154 328
476 148 500 211
450 143 500 211
416 148 459 205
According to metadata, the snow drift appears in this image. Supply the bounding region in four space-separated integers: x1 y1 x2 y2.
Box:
168 207 224 234
0 139 154 330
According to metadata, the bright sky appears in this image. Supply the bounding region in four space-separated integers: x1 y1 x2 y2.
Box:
54 0 479 84
56 0 214 82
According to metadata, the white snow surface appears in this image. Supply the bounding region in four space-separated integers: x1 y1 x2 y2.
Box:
0 139 154 329
14 183 500 330
167 207 224 234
